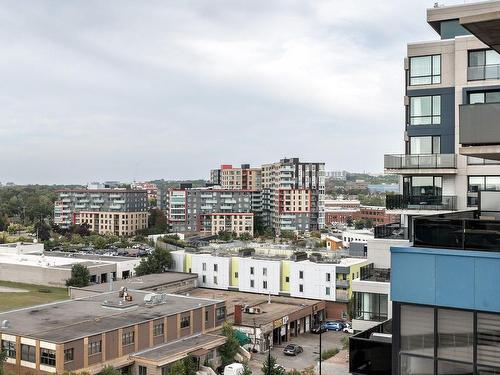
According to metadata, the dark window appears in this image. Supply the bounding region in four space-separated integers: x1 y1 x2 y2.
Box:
468 49 500 80
235 272 238 278
263 280 268 289
353 292 389 322
468 90 500 104
409 55 441 85
216 307 226 320
21 344 36 363
250 267 254 275
64 348 74 362
181 316 190 329
40 348 56 366
250 280 255 288
139 366 147 375
205 310 209 323
122 331 134 346
299 284 304 292
1 340 16 359
326 273 331 282
153 322 164 337
214 264 218 272
299 271 304 279
285 276 290 283
88 340 102 355
467 176 500 206
409 95 441 125
403 176 442 197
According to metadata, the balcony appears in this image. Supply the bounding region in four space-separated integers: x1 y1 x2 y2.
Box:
335 289 349 302
336 279 350 288
360 264 390 282
374 222 408 240
413 209 500 252
384 154 456 174
386 194 457 211
467 64 500 81
459 103 500 160
349 320 392 375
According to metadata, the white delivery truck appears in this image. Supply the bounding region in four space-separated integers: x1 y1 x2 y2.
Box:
224 363 244 375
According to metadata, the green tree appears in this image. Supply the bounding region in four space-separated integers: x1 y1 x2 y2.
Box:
280 230 295 240
148 208 169 234
354 219 365 230
66 264 90 287
169 356 197 375
261 355 285 375
99 366 122 375
219 322 240 367
135 247 173 276
217 230 235 241
239 232 252 241
346 217 354 227
34 221 51 241
242 362 253 375
0 215 8 232
0 349 6 375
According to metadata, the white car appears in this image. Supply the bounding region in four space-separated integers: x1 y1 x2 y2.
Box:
343 322 354 334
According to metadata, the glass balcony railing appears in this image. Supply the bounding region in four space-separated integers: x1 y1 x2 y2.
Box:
374 222 408 240
384 154 456 169
386 194 457 211
467 64 500 81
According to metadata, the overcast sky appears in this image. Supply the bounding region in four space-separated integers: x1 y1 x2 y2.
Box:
0 0 469 184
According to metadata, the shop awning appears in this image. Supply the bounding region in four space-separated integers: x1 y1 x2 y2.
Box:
235 330 251 346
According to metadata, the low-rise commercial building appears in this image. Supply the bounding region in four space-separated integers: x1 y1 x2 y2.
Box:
0 252 140 287
187 288 325 353
0 290 227 374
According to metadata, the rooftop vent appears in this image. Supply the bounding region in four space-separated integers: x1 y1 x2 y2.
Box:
1 320 10 329
144 293 168 306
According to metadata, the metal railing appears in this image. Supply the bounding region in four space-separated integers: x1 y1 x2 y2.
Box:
360 264 391 282
374 222 408 240
386 194 457 211
468 64 500 81
384 154 456 169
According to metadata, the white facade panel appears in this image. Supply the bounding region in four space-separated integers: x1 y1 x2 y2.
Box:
237 257 281 295
191 253 231 290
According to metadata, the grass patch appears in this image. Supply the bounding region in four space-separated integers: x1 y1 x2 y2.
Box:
321 348 340 360
341 336 349 350
0 280 68 312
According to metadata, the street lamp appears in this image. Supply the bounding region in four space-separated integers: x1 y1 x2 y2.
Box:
267 334 271 375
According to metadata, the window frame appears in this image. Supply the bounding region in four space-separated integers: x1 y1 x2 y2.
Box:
409 54 442 86
409 95 441 125
153 322 164 337
122 331 135 346
64 348 74 363
40 348 57 367
21 344 36 363
1 340 16 359
88 340 102 355
180 316 191 329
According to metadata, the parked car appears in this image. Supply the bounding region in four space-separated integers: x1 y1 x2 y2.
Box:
311 323 327 334
283 343 303 356
324 321 344 331
224 363 244 375
343 322 354 334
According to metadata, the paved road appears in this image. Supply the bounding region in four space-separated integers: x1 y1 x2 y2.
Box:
248 331 349 373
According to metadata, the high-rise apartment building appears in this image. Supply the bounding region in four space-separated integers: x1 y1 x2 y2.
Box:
383 1 500 235
164 186 259 236
350 3 500 375
262 158 325 234
54 189 148 236
209 164 262 190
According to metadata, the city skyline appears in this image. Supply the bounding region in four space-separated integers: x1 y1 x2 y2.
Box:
2 0 466 185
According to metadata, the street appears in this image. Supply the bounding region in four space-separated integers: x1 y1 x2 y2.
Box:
248 331 350 374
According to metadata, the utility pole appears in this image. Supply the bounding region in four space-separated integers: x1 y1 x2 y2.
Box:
268 334 271 375
319 324 322 375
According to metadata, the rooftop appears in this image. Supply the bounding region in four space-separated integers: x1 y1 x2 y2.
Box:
133 333 225 364
0 252 114 269
185 289 322 327
74 272 197 293
0 291 222 343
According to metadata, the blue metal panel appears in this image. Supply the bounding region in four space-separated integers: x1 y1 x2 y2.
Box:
475 257 500 312
435 255 475 309
391 251 436 305
392 246 500 313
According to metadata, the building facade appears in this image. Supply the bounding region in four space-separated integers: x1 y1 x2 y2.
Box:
384 0 500 237
0 291 227 375
163 187 259 236
210 164 262 190
54 189 148 235
261 158 325 234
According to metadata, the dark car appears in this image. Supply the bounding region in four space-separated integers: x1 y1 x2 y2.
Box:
311 323 327 334
283 343 303 356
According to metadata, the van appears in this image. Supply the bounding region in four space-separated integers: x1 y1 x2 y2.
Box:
224 363 244 375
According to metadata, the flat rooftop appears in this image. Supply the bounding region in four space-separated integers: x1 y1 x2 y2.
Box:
133 333 225 363
0 253 109 269
76 272 197 293
0 290 222 343
185 289 321 327
48 251 139 263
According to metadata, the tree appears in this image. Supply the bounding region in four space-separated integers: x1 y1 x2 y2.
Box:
0 349 6 375
66 264 90 287
217 230 234 242
34 221 51 241
99 366 122 375
239 232 253 241
148 208 169 234
135 247 173 276
242 362 253 375
280 230 295 240
261 355 285 375
346 217 354 227
169 356 197 375
0 215 8 232
354 220 365 230
219 322 241 367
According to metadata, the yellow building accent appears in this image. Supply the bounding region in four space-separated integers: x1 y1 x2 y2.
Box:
184 253 192 273
346 261 369 298
280 260 290 292
230 257 239 287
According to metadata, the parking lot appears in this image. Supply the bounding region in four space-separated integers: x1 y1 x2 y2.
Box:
248 330 350 373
